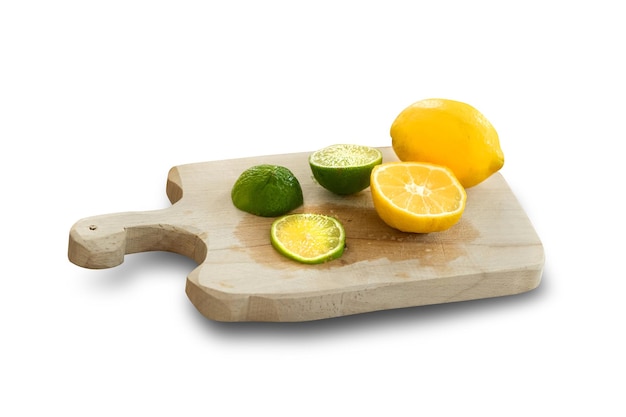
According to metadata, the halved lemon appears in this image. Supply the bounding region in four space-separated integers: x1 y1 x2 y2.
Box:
270 213 345 264
370 162 467 233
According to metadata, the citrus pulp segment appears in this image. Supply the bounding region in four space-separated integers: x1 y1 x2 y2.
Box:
270 213 346 264
309 144 383 195
370 162 467 233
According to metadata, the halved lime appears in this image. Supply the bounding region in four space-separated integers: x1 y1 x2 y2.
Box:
231 164 303 217
309 144 383 195
270 213 346 264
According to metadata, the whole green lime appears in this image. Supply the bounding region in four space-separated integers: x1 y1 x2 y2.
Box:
309 144 383 195
231 164 304 217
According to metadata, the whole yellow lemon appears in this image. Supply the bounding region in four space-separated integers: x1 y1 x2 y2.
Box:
390 98 504 188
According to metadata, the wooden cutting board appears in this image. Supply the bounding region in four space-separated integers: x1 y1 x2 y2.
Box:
68 147 544 322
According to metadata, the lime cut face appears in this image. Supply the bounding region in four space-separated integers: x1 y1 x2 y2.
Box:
231 165 303 217
270 213 346 264
309 144 383 195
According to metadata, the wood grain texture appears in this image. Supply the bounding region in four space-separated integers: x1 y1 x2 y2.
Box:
68 147 544 322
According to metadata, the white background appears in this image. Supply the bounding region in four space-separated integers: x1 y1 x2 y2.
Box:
2 1 624 415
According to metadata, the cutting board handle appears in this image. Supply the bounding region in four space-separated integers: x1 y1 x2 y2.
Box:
68 206 207 269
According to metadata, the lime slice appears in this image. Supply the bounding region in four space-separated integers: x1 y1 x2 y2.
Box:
231 165 303 217
270 213 346 264
309 144 383 195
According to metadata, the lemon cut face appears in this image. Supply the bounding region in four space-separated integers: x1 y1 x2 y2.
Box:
390 98 504 188
231 164 303 217
270 213 346 264
370 162 467 233
309 144 383 195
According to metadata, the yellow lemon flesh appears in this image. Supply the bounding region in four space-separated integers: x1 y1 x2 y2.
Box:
370 162 467 233
390 98 504 188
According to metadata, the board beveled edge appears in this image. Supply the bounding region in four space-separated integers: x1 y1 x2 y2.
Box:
184 255 544 322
